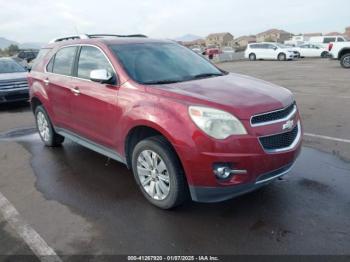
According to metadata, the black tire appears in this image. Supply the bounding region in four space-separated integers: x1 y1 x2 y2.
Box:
131 136 188 209
35 105 64 147
278 53 286 61
340 53 350 68
321 51 328 58
249 53 256 61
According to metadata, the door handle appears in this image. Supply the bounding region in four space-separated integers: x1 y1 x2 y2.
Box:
43 79 50 86
71 87 80 95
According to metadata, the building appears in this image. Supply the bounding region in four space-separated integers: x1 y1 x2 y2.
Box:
325 32 343 36
182 38 206 48
345 26 350 39
256 29 292 43
205 32 234 47
233 35 256 47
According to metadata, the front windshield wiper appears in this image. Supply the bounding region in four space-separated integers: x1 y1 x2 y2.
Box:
190 73 223 80
143 79 184 85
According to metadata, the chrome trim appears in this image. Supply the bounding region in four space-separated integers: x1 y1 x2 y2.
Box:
250 103 297 127
258 121 301 154
0 87 28 92
255 162 295 185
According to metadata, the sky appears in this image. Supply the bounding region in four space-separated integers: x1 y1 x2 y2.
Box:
0 0 349 43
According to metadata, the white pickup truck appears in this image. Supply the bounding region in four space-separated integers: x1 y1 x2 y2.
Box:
328 42 350 68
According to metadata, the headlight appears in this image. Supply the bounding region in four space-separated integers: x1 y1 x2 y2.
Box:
188 106 247 139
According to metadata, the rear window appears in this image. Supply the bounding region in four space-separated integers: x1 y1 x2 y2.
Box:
323 37 336 43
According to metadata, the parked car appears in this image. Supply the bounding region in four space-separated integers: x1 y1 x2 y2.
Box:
28 35 302 209
294 43 329 58
190 45 203 54
12 49 39 70
245 42 299 61
328 41 350 68
0 58 29 103
222 46 235 54
308 36 347 48
204 45 221 59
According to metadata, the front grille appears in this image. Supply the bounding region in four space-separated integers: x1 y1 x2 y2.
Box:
251 102 296 125
259 124 299 151
0 79 28 90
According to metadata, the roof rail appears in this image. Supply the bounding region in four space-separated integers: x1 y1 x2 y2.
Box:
49 34 89 43
49 34 147 43
87 34 148 38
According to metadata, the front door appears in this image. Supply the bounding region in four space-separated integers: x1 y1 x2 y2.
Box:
69 45 119 148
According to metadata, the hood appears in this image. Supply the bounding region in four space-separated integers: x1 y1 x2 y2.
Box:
0 72 28 81
156 73 294 120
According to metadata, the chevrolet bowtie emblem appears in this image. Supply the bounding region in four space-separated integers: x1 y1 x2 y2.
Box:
282 120 294 131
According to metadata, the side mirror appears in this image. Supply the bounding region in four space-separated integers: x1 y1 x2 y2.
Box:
273 47 278 51
90 69 113 84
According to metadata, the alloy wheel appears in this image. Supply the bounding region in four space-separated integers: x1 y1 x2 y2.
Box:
137 150 170 200
37 111 50 142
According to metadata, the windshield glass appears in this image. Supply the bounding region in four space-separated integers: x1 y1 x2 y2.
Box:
0 60 26 74
110 43 223 84
275 43 288 49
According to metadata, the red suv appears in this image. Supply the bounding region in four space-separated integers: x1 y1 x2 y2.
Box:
28 34 302 209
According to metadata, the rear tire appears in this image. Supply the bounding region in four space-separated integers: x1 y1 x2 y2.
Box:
278 53 286 61
35 105 64 147
249 53 256 61
321 51 328 58
340 53 350 68
131 136 188 209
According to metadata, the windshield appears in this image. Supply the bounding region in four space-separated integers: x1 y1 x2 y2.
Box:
110 43 223 85
275 43 288 49
0 60 26 74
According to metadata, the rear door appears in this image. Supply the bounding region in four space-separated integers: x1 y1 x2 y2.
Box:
69 45 119 148
46 46 78 129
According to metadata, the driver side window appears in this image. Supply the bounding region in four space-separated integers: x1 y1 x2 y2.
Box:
77 46 114 80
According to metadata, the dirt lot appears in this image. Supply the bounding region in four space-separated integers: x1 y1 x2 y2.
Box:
0 59 349 259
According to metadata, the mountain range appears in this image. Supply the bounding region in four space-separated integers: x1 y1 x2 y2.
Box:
0 37 44 49
173 34 203 42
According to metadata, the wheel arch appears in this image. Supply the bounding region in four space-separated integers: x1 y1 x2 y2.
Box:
339 48 350 59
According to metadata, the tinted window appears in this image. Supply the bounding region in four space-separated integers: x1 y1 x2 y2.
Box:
52 47 77 76
0 60 26 73
250 44 258 49
77 46 113 79
110 43 223 85
337 37 345 42
323 37 336 43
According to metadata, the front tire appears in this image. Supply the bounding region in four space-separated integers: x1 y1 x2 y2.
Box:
278 53 286 61
249 53 256 61
35 105 64 147
131 136 188 209
340 53 350 68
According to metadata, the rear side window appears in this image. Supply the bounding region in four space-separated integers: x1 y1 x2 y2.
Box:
77 46 113 79
52 47 77 76
323 37 336 43
31 48 52 71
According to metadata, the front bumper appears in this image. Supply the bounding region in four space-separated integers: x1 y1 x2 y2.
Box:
189 162 295 202
0 88 29 103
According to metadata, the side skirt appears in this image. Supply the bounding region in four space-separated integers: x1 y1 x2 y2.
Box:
55 127 126 165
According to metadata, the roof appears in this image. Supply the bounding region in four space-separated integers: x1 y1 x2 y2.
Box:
256 29 291 36
207 32 233 38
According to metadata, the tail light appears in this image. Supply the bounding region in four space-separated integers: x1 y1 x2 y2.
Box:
328 43 333 51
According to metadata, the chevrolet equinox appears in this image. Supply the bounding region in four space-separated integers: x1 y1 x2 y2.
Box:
28 34 302 209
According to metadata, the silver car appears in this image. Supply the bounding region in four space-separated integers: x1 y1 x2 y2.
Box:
0 58 29 103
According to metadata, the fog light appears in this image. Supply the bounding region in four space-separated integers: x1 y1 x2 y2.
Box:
213 163 247 180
